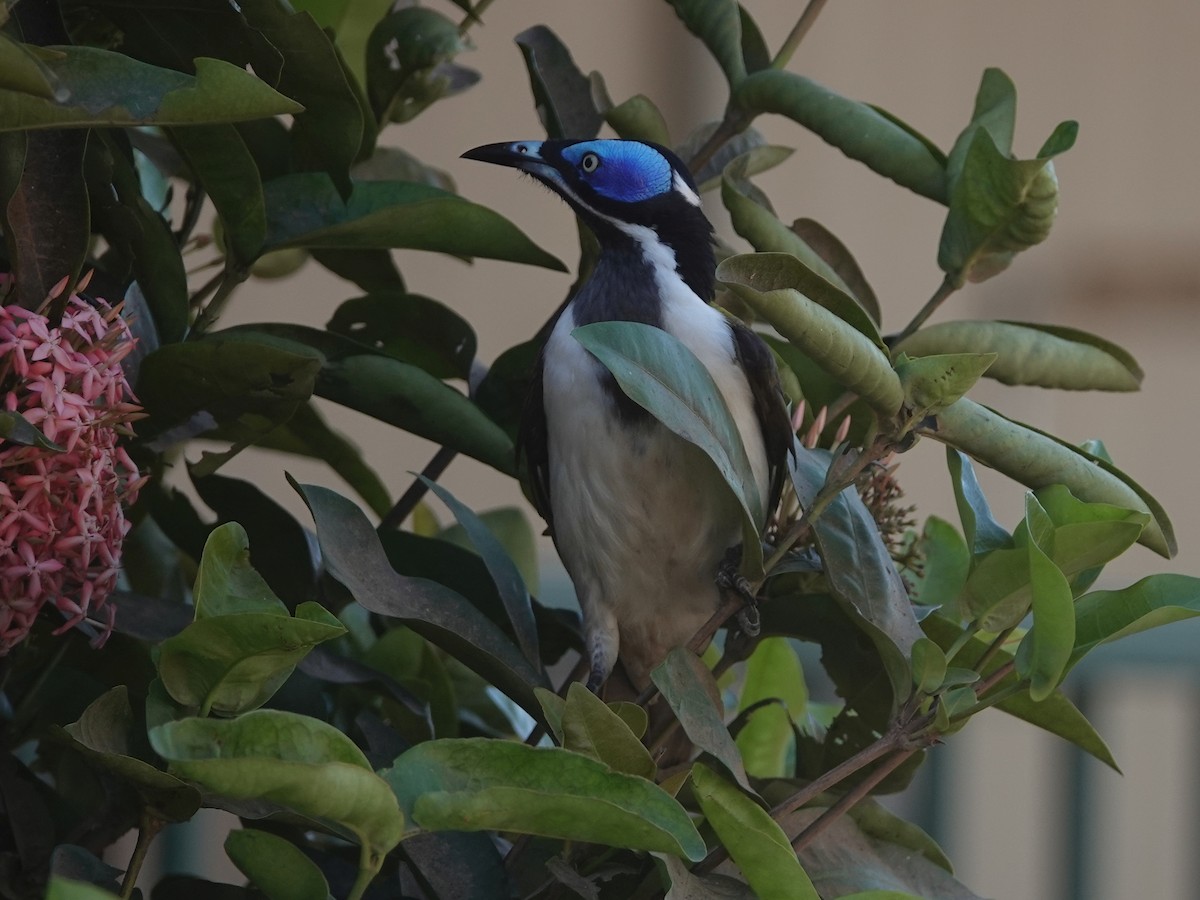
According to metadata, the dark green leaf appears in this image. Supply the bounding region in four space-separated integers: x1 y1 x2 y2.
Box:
352 146 455 190
149 710 405 857
789 218 881 324
86 132 189 342
171 125 266 264
720 148 850 291
665 0 747 87
367 7 476 124
515 26 603 140
962 546 1031 631
262 172 564 270
945 68 1017 186
938 126 1074 285
691 764 820 899
791 447 922 704
224 829 329 900
910 638 947 694
382 739 705 860
45 879 121 900
572 320 764 574
311 247 405 293
439 506 540 597
0 51 302 131
327 291 476 380
600 88 671 145
293 482 547 716
0 128 87 314
1015 521 1075 701
734 70 947 202
929 401 1174 557
651 648 752 791
422 478 540 668
0 36 61 99
719 255 902 419
738 4 771 73
57 686 201 823
945 449 1011 557
0 410 63 450
560 683 656 779
895 320 1143 392
48 846 122 894
221 323 514 475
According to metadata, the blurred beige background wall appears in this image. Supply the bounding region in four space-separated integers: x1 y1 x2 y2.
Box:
205 2 1200 897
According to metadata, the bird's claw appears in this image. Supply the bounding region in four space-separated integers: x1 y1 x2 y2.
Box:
717 557 761 638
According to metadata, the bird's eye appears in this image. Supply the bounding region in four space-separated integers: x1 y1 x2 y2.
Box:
580 152 600 173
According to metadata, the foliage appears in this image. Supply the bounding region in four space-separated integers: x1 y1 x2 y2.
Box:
0 1 1196 899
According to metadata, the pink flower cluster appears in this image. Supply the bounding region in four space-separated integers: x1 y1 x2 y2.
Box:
0 276 146 654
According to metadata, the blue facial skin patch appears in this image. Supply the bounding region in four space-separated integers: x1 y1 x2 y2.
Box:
562 141 672 203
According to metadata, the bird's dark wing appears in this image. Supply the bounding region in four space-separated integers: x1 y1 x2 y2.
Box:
730 321 793 517
516 344 553 532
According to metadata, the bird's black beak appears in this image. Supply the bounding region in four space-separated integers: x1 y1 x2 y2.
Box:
461 140 546 172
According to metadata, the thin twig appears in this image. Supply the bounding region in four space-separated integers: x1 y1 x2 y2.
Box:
770 0 831 70
893 274 959 345
973 625 1015 674
120 813 164 899
973 658 1017 699
791 747 918 852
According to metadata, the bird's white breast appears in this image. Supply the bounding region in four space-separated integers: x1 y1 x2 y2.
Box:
541 239 769 686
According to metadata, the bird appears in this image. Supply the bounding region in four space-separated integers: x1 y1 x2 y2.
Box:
462 138 791 692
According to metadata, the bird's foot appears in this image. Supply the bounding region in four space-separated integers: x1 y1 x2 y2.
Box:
717 554 761 638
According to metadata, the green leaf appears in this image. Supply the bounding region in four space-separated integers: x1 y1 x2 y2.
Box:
720 149 851 292
665 0 747 87
895 352 996 418
601 89 671 145
382 739 705 860
367 7 477 124
438 506 541 596
652 648 752 791
421 478 540 668
0 35 61 99
261 172 565 271
910 638 947 694
0 51 302 131
1029 484 1149 585
150 710 404 859
945 448 1011 557
46 879 121 900
137 334 322 446
1071 574 1200 670
327 291 476 381
86 133 188 342
691 764 820 900
895 320 1142 392
962 546 1031 632
657 854 756 898
719 255 902 420
789 218 881 324
158 603 346 716
572 320 765 574
223 324 514 475
938 126 1074 285
734 70 947 202
1015 519 1075 701
790 447 922 705
293 482 547 717
561 683 656 779
923 614 1118 770
0 128 87 315
172 125 266 265
913 516 970 613
57 687 201 823
515 26 603 140
0 410 63 451
945 68 1017 186
737 638 807 778
929 400 1174 557
193 522 287 619
224 829 329 900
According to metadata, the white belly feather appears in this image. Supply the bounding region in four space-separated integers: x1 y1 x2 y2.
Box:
543 275 769 687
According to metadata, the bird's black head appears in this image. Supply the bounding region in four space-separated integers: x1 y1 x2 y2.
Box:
463 138 716 299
